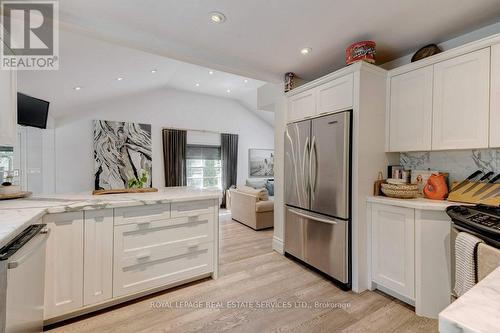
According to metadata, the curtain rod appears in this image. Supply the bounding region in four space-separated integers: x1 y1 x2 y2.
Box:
161 127 237 136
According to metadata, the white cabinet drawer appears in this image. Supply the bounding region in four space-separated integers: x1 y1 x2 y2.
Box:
113 240 213 297
171 200 215 218
114 204 170 226
115 213 214 252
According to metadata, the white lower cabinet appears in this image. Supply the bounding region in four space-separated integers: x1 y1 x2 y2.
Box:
83 209 113 306
371 203 415 300
43 212 84 319
113 213 214 297
43 201 218 322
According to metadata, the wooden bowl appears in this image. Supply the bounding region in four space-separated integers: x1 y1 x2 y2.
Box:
381 183 419 199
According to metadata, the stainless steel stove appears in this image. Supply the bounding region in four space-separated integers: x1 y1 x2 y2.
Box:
446 204 500 247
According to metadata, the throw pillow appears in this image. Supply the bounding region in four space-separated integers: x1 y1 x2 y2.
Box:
265 180 274 196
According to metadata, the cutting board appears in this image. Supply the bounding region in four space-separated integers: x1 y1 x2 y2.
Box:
0 191 32 200
92 188 159 195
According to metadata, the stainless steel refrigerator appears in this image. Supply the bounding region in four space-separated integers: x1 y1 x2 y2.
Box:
284 110 351 289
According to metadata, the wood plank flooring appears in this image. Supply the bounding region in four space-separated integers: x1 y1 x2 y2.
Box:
46 212 437 333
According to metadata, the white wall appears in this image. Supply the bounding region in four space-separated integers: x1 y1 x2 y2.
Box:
54 87 274 193
14 115 55 194
257 83 286 253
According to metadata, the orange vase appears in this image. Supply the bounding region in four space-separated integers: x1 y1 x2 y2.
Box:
423 173 448 200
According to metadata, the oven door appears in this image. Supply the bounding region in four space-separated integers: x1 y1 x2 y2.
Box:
451 222 500 299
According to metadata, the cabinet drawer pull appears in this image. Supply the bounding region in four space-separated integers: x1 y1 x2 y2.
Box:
136 221 151 227
136 253 151 260
187 242 199 248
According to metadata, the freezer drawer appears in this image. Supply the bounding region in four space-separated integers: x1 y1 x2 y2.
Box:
304 215 348 283
284 207 306 260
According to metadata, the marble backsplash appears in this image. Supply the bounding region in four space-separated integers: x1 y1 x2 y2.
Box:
400 149 500 184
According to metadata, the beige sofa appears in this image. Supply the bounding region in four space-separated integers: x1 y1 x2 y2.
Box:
229 186 274 230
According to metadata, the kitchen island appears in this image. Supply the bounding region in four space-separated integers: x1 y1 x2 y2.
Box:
0 187 221 323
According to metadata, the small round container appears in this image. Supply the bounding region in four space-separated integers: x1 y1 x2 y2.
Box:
346 41 376 65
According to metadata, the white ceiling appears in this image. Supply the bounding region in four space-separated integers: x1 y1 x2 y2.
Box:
56 0 500 82
18 29 270 122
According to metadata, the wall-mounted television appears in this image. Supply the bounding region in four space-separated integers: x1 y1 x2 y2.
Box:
17 93 50 129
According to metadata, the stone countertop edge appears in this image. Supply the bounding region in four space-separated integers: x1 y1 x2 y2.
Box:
366 196 461 211
438 266 500 333
0 189 221 249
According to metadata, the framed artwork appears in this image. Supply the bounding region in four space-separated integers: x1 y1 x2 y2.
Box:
94 120 152 190
248 149 274 177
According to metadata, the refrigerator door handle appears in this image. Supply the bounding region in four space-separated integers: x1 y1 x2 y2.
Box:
288 208 338 225
310 136 318 194
302 136 310 193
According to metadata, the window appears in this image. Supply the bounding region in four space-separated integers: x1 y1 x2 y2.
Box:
0 146 14 183
186 145 222 189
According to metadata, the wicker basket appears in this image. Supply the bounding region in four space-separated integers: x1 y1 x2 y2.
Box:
381 183 419 199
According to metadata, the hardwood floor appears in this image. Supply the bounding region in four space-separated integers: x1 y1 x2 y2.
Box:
46 213 438 333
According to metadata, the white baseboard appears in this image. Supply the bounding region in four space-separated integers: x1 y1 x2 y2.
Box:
272 236 284 254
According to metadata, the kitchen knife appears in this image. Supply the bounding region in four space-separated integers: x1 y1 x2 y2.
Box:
462 171 494 194
473 173 500 197
450 170 483 192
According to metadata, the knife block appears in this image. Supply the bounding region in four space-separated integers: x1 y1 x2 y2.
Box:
448 181 500 205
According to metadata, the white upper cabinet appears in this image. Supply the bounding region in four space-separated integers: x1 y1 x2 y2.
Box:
432 48 490 150
287 89 315 122
490 44 500 148
0 67 17 147
315 73 353 115
389 67 433 152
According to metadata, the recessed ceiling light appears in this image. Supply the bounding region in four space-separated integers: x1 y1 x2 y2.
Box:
74 86 82 91
300 47 312 55
226 89 231 93
151 69 157 74
244 79 248 83
195 83 200 87
208 70 214 75
210 12 226 23
116 77 124 81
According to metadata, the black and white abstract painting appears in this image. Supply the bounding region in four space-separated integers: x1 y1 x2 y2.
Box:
249 149 274 177
94 120 152 190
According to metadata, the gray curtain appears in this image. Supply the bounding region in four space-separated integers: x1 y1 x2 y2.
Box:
221 133 238 208
162 129 187 187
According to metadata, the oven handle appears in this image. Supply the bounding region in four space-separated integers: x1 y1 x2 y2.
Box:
452 222 500 248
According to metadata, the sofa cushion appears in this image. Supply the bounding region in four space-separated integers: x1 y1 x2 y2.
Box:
246 179 267 189
236 185 269 201
255 200 274 213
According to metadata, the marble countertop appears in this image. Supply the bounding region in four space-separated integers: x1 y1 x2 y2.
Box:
439 266 500 333
0 187 221 249
366 196 461 211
